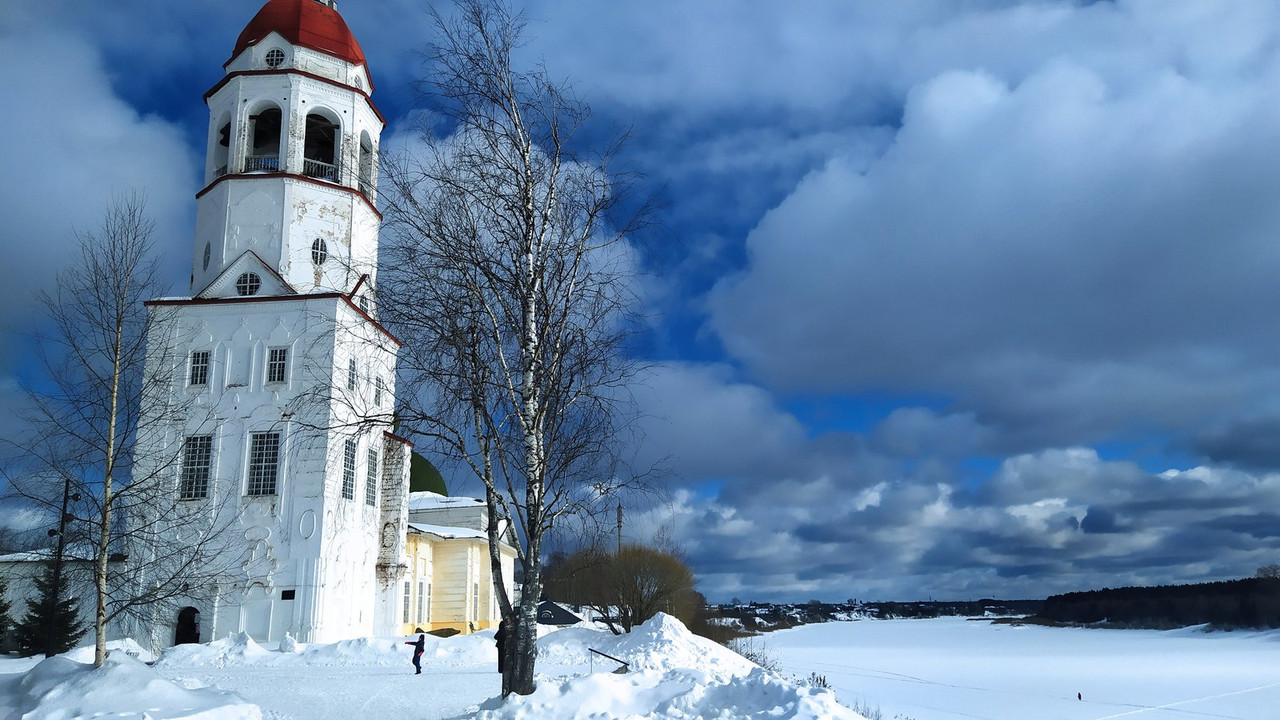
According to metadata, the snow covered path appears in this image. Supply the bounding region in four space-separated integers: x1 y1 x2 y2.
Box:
772 617 1280 720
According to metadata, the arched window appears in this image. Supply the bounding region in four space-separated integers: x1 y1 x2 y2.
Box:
304 112 340 182
246 106 282 173
358 131 375 197
213 112 232 178
312 238 328 266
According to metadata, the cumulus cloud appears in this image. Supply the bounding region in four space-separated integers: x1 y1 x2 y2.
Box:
706 0 1280 451
664 441 1280 600
0 15 198 340
628 361 1280 600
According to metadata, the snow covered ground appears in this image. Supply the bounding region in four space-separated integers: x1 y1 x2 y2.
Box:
4 616 1279 719
772 616 1280 720
0 614 856 720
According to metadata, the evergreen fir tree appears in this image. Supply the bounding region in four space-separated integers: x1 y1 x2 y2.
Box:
0 578 11 643
14 563 87 657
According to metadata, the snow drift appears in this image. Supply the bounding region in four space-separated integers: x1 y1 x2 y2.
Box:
0 651 260 720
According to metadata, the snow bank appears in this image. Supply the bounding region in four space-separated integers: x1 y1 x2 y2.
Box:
155 632 274 668
475 666 864 719
485 614 860 719
63 637 158 664
0 651 260 720
538 612 756 677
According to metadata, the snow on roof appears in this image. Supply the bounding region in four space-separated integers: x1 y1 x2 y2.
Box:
407 491 484 512
407 522 486 541
0 545 102 564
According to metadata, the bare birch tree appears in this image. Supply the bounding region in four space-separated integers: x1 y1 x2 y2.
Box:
380 0 651 696
4 194 240 666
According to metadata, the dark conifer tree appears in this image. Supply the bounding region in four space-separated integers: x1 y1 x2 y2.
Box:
14 563 87 657
0 578 11 642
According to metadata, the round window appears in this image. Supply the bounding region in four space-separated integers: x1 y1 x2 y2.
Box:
265 48 285 69
202 242 211 271
235 272 262 296
312 238 328 266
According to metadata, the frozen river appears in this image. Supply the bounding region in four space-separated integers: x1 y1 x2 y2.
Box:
772 616 1280 720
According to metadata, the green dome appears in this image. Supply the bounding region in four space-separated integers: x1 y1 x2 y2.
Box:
409 452 447 495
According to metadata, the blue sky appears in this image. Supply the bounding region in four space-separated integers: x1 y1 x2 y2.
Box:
7 0 1280 603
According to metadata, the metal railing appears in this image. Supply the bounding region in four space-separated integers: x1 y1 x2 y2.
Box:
303 158 339 182
243 155 280 173
220 155 374 201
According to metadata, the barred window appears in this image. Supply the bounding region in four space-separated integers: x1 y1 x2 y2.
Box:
266 347 288 384
342 438 357 500
365 448 378 506
235 272 261 296
189 351 210 386
247 432 280 496
402 582 412 624
180 435 212 500
347 358 357 391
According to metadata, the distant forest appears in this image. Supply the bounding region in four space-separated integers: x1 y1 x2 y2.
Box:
1038 577 1280 629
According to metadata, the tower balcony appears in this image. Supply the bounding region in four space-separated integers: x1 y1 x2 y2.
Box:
303 158 340 183
244 155 281 173
210 155 376 204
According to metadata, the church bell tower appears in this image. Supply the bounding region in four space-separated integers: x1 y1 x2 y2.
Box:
135 0 411 651
191 0 383 305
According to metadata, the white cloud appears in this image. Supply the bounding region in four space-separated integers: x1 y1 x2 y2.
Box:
0 25 197 339
706 0 1280 449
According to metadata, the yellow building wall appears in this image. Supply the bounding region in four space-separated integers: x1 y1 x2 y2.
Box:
397 532 517 636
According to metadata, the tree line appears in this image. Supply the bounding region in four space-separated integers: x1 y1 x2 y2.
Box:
1039 577 1280 628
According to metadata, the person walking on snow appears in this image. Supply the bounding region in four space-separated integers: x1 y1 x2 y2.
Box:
494 620 507 675
405 634 425 674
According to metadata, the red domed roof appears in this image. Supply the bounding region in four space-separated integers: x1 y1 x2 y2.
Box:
231 0 367 70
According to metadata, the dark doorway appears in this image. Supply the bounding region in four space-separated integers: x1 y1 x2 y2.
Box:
175 606 201 645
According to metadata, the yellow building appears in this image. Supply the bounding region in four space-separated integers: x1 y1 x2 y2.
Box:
399 492 517 636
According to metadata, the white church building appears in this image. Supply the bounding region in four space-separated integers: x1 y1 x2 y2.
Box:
111 0 515 651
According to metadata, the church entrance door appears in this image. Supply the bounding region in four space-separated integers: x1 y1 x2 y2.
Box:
175 606 201 645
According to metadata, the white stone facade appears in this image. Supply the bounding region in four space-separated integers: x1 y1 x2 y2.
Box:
130 0 407 652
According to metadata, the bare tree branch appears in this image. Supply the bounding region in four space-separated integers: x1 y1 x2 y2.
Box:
4 194 241 666
380 0 656 696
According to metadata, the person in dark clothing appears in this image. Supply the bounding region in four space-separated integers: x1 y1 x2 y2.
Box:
494 620 506 674
404 634 425 674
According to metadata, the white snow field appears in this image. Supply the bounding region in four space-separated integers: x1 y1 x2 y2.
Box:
4 616 1280 720
771 616 1280 720
0 613 859 720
